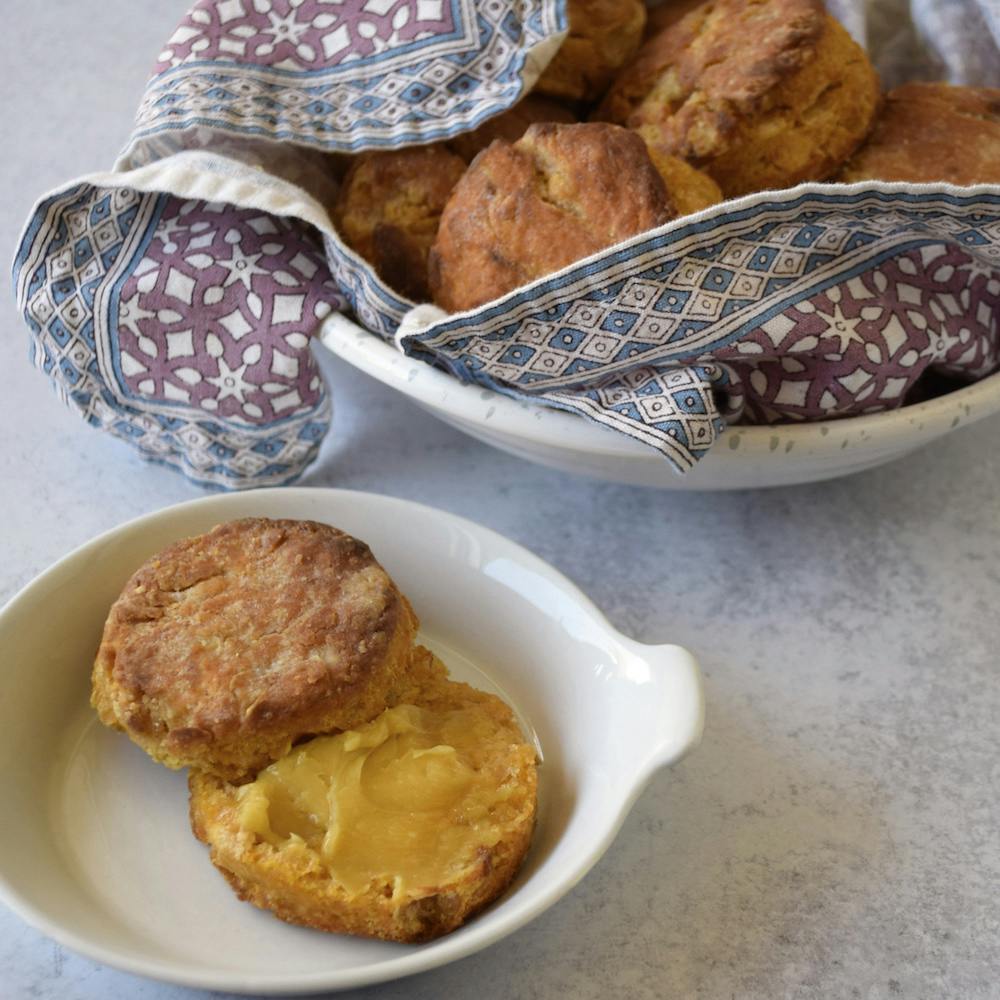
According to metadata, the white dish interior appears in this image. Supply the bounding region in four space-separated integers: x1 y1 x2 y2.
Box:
320 314 1000 490
0 488 703 994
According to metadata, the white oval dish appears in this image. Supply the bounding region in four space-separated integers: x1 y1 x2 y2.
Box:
320 314 1000 490
0 488 703 995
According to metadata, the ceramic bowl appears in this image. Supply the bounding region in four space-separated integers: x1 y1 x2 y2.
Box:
0 488 703 994
320 314 1000 490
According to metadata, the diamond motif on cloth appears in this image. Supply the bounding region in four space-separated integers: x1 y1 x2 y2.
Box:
401 191 1000 468
123 0 564 162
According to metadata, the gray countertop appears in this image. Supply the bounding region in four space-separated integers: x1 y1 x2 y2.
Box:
1 5 997 999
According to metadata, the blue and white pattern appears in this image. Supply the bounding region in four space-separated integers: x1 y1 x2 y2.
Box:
322 232 415 340
14 0 569 489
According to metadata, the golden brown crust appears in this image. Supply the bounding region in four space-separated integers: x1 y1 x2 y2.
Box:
638 136 723 214
334 147 467 301
448 95 578 162
91 518 418 781
189 648 538 943
597 0 825 127
597 2 880 195
643 0 709 39
535 0 647 103
429 122 674 313
838 83 1000 185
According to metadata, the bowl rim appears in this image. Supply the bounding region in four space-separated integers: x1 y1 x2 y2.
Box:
320 312 1000 459
0 487 703 995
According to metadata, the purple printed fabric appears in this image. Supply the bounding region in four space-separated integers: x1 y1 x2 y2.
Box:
155 0 459 72
116 198 336 424
120 0 565 165
14 0 566 487
719 244 1000 422
15 185 343 486
398 189 1000 470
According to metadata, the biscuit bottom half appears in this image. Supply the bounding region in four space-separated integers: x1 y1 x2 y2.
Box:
189 648 538 943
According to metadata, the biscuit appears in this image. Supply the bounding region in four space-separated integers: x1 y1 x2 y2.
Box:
429 122 674 312
91 518 418 781
597 1 880 196
334 146 467 301
838 83 1000 185
448 95 577 162
639 135 724 214
534 0 647 103
643 0 709 39
189 647 538 943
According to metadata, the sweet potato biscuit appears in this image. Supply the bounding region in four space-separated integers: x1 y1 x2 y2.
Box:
92 518 418 781
643 0 709 39
448 95 578 162
189 647 538 943
838 83 1000 185
597 0 880 196
640 136 724 214
429 122 674 312
334 146 467 301
535 0 647 103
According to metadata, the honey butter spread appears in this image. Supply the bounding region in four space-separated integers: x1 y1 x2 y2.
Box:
237 701 532 897
189 647 539 941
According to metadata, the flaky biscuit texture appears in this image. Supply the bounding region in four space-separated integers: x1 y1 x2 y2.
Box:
839 83 1000 186
92 518 417 781
334 146 467 301
430 122 674 312
535 0 647 102
598 0 880 195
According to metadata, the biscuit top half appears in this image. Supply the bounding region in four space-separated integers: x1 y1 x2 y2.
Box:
92 518 417 779
598 0 826 133
429 122 674 312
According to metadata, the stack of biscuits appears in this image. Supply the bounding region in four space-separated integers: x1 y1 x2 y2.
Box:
91 517 538 943
331 0 1000 315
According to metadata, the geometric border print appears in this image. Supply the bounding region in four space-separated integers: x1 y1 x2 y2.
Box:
119 0 566 165
116 198 344 425
400 188 1000 472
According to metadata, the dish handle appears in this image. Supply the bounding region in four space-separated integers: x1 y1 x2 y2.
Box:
616 637 706 779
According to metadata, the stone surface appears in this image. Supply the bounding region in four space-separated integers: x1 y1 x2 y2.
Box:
1 4 998 999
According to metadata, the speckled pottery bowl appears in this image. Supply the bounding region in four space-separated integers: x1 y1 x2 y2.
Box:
321 314 1000 490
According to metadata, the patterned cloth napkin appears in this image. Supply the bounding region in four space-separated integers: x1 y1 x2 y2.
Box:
12 0 1000 487
398 185 1000 468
